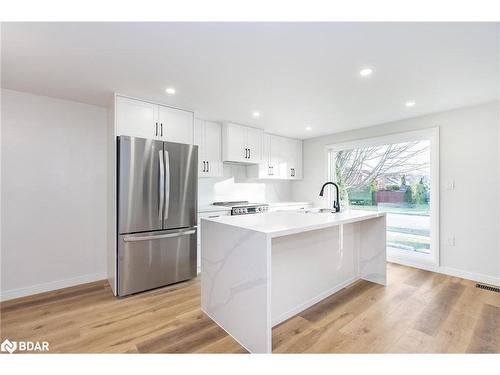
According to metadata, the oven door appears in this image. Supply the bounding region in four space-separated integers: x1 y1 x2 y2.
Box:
117 227 197 296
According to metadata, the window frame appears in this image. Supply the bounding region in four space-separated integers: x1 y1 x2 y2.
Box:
326 127 440 267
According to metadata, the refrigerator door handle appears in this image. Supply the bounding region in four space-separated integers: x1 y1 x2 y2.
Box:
164 149 170 221
123 229 196 242
158 150 164 221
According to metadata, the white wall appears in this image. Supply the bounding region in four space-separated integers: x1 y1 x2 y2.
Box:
198 164 292 206
292 102 500 284
1 89 108 300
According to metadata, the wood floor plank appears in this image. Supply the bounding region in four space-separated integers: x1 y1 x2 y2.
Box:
1 263 498 353
466 304 500 353
413 281 465 336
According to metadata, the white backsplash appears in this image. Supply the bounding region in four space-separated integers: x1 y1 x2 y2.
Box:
198 164 292 205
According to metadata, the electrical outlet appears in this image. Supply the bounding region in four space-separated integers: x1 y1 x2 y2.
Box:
447 237 456 246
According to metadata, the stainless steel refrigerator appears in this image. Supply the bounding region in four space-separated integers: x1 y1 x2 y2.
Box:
117 136 198 296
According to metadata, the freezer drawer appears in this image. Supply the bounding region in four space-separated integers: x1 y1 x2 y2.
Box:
118 227 197 296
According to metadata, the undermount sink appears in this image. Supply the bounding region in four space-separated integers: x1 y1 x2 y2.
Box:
304 208 338 214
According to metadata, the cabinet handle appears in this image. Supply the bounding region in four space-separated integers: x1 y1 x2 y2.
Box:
155 122 158 136
245 148 248 159
160 123 163 137
248 148 251 159
203 161 206 172
207 161 209 172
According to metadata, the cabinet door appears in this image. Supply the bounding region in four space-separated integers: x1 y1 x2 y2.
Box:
222 123 248 163
268 134 282 179
194 119 207 176
204 121 223 177
116 96 158 139
255 133 271 178
293 139 303 179
158 105 194 144
246 127 263 163
278 136 293 179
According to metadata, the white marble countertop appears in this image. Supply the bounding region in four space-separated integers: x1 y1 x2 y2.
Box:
202 209 386 238
198 201 312 213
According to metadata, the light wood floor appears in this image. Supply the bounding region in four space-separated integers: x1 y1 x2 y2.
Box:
1 263 499 353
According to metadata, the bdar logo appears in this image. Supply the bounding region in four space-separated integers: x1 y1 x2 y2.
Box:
1 339 17 354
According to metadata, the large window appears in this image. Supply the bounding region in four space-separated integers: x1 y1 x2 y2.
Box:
327 129 439 267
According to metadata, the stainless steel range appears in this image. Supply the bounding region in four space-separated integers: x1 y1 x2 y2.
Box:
213 201 269 215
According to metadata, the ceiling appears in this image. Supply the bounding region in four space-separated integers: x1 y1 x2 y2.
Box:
2 22 498 139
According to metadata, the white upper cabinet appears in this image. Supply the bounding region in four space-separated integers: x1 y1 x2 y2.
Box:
194 119 223 177
158 105 194 144
116 96 158 139
222 122 263 164
195 119 223 178
115 95 194 144
281 137 303 179
249 133 281 178
247 133 302 180
246 126 263 163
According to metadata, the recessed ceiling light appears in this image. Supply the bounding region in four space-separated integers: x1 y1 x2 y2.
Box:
305 126 312 131
165 87 176 95
405 101 416 108
359 68 373 77
252 111 260 118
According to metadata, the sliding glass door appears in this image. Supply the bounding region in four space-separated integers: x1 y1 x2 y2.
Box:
328 129 439 267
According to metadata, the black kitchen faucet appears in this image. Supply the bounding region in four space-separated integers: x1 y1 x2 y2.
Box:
319 182 341 213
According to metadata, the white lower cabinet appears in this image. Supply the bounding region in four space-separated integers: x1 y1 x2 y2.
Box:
197 210 230 273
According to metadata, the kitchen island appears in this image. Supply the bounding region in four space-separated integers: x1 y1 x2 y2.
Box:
201 210 386 353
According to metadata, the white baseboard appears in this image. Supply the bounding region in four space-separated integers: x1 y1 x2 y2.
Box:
387 257 500 287
0 272 107 302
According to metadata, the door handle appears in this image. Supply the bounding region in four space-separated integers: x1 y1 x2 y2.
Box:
158 150 164 221
164 150 170 221
155 122 158 137
160 123 163 137
123 229 196 242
